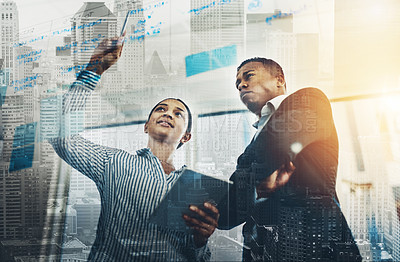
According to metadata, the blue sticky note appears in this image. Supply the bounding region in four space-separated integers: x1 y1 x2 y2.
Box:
9 144 35 172
185 45 237 77
210 45 237 70
12 123 37 148
0 85 6 106
185 51 211 77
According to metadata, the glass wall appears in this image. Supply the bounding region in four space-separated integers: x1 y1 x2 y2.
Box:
1 0 400 260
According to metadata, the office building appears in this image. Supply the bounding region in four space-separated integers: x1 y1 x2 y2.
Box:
113 0 145 90
190 0 245 55
71 2 117 74
0 1 18 87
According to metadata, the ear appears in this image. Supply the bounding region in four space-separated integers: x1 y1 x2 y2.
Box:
276 74 286 89
144 122 148 133
179 132 191 145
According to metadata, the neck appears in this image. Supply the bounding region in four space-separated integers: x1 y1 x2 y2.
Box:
147 139 176 166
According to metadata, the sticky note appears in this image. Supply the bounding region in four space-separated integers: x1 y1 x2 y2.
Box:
9 144 35 172
185 45 237 77
210 45 237 70
0 85 6 106
185 51 211 77
12 123 37 148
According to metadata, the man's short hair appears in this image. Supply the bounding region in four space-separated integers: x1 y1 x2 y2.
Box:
237 57 286 88
147 98 192 149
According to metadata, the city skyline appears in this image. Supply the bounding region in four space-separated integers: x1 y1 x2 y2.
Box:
0 0 400 261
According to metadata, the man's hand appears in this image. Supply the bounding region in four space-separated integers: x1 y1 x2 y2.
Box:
182 202 220 247
85 34 125 75
256 161 295 199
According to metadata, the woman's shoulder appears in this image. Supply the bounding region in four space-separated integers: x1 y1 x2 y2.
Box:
110 147 152 164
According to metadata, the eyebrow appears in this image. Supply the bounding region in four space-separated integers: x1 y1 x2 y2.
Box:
158 103 185 113
157 103 168 107
236 70 255 88
243 69 255 76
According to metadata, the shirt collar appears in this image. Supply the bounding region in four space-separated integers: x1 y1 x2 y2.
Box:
135 147 187 172
136 147 152 157
252 94 288 129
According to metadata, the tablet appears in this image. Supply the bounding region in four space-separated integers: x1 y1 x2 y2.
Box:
149 168 232 233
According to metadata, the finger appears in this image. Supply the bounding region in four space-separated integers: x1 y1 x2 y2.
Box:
183 212 216 232
183 214 211 231
182 214 195 225
193 226 212 238
189 205 218 227
196 204 219 227
192 222 215 237
276 172 290 188
183 213 204 226
288 161 296 171
279 162 295 178
276 166 295 188
115 36 124 46
99 38 120 54
203 202 220 219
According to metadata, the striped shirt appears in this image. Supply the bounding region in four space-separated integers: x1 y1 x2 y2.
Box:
50 70 210 261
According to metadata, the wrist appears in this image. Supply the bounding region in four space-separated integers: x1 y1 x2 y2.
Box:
193 234 207 248
85 57 104 75
85 63 103 75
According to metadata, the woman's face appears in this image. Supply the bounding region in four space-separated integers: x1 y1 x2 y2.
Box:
144 99 190 146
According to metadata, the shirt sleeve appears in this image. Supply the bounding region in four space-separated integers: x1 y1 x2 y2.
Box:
181 234 212 261
49 70 119 188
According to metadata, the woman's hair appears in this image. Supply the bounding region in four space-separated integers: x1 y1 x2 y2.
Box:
147 98 192 149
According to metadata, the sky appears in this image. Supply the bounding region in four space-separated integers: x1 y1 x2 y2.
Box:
13 0 114 31
12 0 328 32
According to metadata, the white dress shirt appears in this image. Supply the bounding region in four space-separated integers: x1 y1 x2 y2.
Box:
253 94 288 139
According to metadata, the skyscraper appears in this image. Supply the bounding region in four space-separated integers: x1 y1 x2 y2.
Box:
0 1 18 87
16 45 39 123
0 94 24 240
54 36 75 88
190 0 245 55
113 0 145 90
71 2 117 74
0 94 23 162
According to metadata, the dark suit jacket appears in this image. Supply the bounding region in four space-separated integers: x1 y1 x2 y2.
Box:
218 88 361 261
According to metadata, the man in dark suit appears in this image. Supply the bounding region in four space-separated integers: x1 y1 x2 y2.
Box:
218 58 361 261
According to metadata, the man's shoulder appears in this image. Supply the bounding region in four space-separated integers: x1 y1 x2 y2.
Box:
289 87 328 99
280 87 330 109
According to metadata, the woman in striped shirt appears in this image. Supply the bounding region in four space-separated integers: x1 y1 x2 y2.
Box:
51 37 219 261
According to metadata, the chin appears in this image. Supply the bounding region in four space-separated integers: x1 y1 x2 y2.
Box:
244 101 260 115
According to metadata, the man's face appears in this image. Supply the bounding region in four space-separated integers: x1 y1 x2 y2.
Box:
236 61 285 117
144 99 190 146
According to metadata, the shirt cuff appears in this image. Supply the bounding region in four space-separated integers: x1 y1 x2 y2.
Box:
76 70 101 90
190 235 211 261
